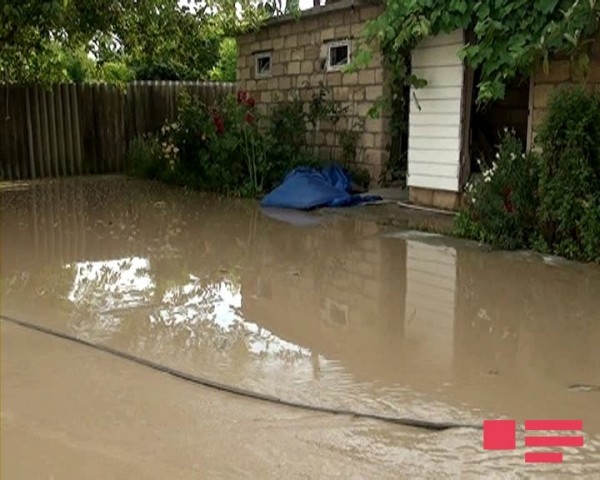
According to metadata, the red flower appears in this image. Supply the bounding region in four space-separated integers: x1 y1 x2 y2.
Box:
244 112 255 124
237 89 256 108
502 186 514 213
212 114 225 134
237 90 248 104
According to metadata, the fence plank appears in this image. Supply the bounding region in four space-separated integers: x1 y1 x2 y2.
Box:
0 81 236 180
40 87 53 176
1 86 9 179
112 88 119 172
1 86 11 180
54 85 67 176
117 86 126 171
46 88 60 176
19 87 31 178
33 86 47 177
11 88 24 179
70 84 83 175
61 84 75 176
79 83 95 174
25 88 36 178
0 87 5 179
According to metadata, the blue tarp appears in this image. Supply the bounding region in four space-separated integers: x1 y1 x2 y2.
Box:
260 165 382 211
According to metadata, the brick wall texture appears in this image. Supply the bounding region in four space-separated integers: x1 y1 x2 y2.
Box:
531 37 600 142
235 4 390 183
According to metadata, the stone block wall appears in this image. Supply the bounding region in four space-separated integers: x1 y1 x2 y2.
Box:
235 3 390 183
531 38 600 144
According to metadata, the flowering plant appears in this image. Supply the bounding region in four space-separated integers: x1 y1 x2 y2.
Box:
456 130 539 249
150 89 268 194
159 122 180 171
128 86 332 197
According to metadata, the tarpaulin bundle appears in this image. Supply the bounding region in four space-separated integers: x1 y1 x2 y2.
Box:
260 165 382 210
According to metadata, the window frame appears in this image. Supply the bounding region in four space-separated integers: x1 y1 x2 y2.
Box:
326 40 351 72
254 51 273 77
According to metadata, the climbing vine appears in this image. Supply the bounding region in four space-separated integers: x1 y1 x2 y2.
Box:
347 0 600 184
359 0 600 104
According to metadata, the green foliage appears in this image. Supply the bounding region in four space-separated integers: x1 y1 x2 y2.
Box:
64 47 97 82
127 84 371 197
254 0 300 18
265 95 318 184
535 86 600 260
1 0 267 83
166 93 247 193
50 44 135 83
456 87 600 263
354 0 600 187
306 83 348 129
347 29 408 186
127 90 305 196
345 164 372 191
339 125 362 164
360 0 600 104
1 0 122 83
127 135 165 180
455 132 539 249
111 0 221 81
101 61 135 83
209 38 238 82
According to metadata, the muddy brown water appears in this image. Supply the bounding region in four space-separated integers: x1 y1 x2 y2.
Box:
2 176 600 479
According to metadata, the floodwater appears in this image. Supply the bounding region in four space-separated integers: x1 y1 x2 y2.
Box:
1 177 600 479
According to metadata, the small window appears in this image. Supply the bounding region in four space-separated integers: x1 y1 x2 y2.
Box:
327 41 351 71
255 52 272 77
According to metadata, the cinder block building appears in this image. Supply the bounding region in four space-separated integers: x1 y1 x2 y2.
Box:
235 0 390 183
236 1 600 210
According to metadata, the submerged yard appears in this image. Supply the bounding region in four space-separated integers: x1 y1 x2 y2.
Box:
2 176 600 478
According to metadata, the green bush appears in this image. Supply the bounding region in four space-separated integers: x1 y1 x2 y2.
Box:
157 92 249 194
127 135 166 180
535 86 600 260
263 96 323 186
209 38 237 82
455 132 539 249
126 86 373 198
64 48 98 82
126 90 314 197
101 62 135 83
455 86 600 262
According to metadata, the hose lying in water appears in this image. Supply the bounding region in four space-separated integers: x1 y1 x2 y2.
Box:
1 314 482 432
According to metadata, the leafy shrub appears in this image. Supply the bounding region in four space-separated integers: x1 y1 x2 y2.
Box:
455 132 539 249
127 86 373 197
101 62 135 83
159 91 251 194
209 38 238 82
127 135 165 180
346 164 372 190
64 48 98 82
263 96 323 186
456 86 600 262
534 86 600 260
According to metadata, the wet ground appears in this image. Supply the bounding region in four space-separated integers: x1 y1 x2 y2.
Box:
2 176 600 479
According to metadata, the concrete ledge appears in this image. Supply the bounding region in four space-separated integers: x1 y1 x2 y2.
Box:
409 186 462 211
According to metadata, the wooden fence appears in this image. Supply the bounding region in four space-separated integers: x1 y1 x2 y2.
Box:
0 81 236 181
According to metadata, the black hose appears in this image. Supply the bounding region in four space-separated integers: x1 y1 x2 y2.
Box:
1 314 482 432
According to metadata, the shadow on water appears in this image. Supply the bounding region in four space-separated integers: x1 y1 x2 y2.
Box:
2 176 600 476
